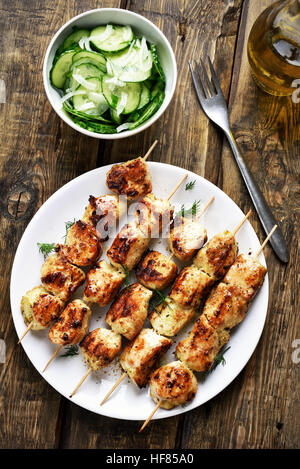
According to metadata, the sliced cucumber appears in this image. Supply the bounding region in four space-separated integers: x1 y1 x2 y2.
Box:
150 78 165 99
69 62 104 91
110 108 122 124
63 102 111 122
150 44 165 81
72 51 106 72
72 77 109 116
128 91 164 130
50 50 76 89
137 83 150 109
102 75 141 114
106 39 152 82
73 116 117 134
90 24 133 52
63 29 90 51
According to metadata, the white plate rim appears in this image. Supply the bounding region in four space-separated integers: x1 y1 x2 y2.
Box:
10 161 269 421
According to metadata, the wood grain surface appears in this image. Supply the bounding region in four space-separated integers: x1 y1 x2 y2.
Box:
0 0 299 449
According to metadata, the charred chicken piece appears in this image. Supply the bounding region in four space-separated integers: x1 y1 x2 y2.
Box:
82 194 123 241
120 328 172 388
135 193 174 237
83 260 125 307
41 254 85 302
106 157 152 200
48 299 91 346
149 361 198 409
168 216 207 262
56 220 102 267
105 283 153 341
135 250 178 291
149 297 196 337
169 264 214 309
21 285 64 330
80 328 122 371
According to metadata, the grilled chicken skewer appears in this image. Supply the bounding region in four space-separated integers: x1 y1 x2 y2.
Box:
83 175 187 307
100 210 250 406
106 140 158 200
42 299 91 372
139 225 277 431
68 176 187 396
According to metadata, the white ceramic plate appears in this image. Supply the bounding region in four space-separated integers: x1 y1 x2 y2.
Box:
10 162 268 421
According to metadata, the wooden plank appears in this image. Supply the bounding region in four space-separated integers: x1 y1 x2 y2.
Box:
181 0 300 448
0 0 120 449
61 0 244 449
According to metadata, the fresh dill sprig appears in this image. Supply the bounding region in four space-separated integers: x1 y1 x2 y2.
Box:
37 242 55 259
185 180 196 191
206 346 231 375
122 265 130 289
149 289 172 313
176 200 201 218
59 345 79 357
60 345 79 357
63 218 76 241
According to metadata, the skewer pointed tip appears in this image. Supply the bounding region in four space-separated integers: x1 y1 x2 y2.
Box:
17 322 33 344
139 401 161 432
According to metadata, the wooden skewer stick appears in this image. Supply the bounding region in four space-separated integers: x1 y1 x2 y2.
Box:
232 209 252 236
17 322 33 344
196 196 214 219
255 225 277 258
69 368 92 398
100 372 127 406
42 344 63 372
142 140 159 161
167 174 188 201
139 401 161 433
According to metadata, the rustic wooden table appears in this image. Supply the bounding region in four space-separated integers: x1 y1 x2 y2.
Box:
0 0 299 449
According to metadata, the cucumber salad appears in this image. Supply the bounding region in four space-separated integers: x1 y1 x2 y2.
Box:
50 24 166 134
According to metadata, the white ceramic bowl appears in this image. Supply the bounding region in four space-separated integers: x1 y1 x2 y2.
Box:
43 8 177 139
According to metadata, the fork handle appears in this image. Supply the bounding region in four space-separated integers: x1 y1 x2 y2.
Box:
225 130 289 263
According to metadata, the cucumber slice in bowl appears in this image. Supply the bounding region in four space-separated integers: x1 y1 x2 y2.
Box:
106 38 153 82
72 77 109 116
102 75 141 114
137 83 150 109
63 102 112 122
90 25 133 52
128 91 165 130
62 29 90 51
68 62 104 91
72 51 106 73
50 50 77 89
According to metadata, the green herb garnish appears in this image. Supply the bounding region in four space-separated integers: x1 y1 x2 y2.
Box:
149 289 172 313
185 180 196 191
59 345 79 357
176 200 201 218
37 242 55 259
122 265 130 289
64 219 76 241
206 346 231 375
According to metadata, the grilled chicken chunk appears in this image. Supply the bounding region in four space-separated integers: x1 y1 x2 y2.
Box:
149 297 195 337
21 285 64 330
106 283 153 340
106 157 152 200
193 230 238 280
135 193 174 237
169 265 214 309
135 250 178 291
80 328 122 371
82 194 123 241
149 361 198 409
120 328 172 388
176 315 230 372
83 260 125 307
176 254 267 372
56 220 102 267
41 254 85 301
168 216 207 262
48 299 91 345
107 222 150 271
223 254 267 295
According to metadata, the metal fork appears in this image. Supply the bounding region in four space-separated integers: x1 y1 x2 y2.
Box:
189 58 289 263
